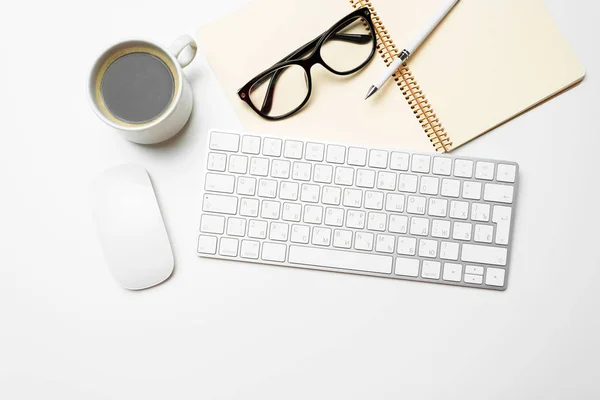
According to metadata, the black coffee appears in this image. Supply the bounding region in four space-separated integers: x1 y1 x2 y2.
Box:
101 52 174 124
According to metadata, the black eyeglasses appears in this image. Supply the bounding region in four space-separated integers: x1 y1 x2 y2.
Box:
237 7 376 121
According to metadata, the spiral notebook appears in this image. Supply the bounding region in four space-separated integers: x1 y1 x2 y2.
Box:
197 0 584 153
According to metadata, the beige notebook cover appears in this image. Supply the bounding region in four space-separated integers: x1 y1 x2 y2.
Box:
198 0 584 153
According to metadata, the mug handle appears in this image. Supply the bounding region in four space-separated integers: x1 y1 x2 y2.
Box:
169 35 197 68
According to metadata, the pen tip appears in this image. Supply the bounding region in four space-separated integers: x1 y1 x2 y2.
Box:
365 86 378 100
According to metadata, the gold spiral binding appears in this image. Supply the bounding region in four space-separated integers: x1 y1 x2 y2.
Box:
350 0 453 152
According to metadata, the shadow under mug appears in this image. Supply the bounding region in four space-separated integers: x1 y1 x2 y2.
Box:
88 35 197 145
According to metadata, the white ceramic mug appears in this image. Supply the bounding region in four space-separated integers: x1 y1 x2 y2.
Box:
88 35 197 144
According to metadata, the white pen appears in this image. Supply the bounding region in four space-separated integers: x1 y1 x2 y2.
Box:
365 0 460 100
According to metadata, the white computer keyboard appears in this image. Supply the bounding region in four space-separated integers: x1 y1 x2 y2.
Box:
197 130 519 290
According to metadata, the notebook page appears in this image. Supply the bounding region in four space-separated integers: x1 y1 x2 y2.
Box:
197 0 433 151
372 0 585 149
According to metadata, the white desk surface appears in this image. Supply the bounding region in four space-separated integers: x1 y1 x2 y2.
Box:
1 0 599 398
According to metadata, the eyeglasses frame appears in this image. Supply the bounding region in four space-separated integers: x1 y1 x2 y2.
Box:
237 7 377 121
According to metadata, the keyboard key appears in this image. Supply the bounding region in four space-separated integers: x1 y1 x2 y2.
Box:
484 183 514 204
453 222 472 241
312 227 331 246
334 166 354 186
428 198 447 217
228 154 248 174
354 232 374 251
465 265 484 275
205 173 234 193
443 263 462 282
282 203 302 222
290 224 310 244
356 169 376 188
440 241 459 260
227 217 246 237
210 131 239 152
461 244 507 266
313 164 333 183
261 242 287 262
289 246 393 274
395 258 419 277
419 176 439 195
411 154 431 173
241 135 261 154
219 237 238 257
303 205 323 224
324 207 344 226
279 181 299 201
239 198 259 217
346 210 365 229
200 214 225 234
471 203 490 222
262 137 282 156
203 194 238 215
364 191 384 210
431 219 451 239
464 274 483 284
248 220 267 239
343 188 363 208
321 186 341 205
333 229 353 248
385 193 405 212
454 159 473 178
347 147 367 166
418 239 438 258
474 224 494 243
441 179 461 197
368 149 388 168
326 144 346 164
496 164 516 183
305 142 325 161
492 205 512 245
406 196 426 215
207 152 227 171
237 177 256 196
432 157 452 176
449 201 469 219
410 217 429 236
284 140 303 159
422 261 441 279
398 174 418 193
240 240 260 259
397 236 417 255
300 184 320 203
377 171 397 190
249 157 269 176
292 162 312 181
197 235 218 254
462 181 482 200
475 161 494 180
260 200 280 219
258 179 278 198
271 160 291 179
390 152 410 171
367 212 387 231
388 214 408 234
485 267 506 286
375 234 395 253
269 222 289 241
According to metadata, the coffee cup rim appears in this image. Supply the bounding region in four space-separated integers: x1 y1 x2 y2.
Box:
87 38 185 132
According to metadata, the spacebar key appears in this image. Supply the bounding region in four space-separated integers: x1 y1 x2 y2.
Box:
288 246 393 274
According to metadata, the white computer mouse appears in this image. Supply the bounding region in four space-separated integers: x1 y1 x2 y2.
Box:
90 164 174 290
